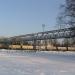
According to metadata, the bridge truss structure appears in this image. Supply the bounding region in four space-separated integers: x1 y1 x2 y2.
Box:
9 27 75 50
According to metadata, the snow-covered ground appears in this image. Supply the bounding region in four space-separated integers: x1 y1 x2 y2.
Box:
0 50 75 75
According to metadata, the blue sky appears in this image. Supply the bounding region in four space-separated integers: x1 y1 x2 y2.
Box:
0 0 64 36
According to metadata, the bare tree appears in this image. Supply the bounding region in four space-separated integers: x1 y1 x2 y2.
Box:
57 0 75 48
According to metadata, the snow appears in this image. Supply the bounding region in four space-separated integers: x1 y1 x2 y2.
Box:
0 50 75 75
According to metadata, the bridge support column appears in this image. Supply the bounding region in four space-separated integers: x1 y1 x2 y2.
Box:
66 38 68 51
20 40 24 49
45 40 47 50
36 40 41 51
39 40 41 50
33 40 36 50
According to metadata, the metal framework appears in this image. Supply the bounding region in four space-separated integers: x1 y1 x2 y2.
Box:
11 27 75 41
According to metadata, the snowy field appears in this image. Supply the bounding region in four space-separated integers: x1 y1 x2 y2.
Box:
0 50 75 75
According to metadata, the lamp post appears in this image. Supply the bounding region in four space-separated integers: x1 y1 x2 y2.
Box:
42 24 47 50
42 24 45 32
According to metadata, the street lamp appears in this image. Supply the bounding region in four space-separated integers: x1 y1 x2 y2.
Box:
42 24 45 32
